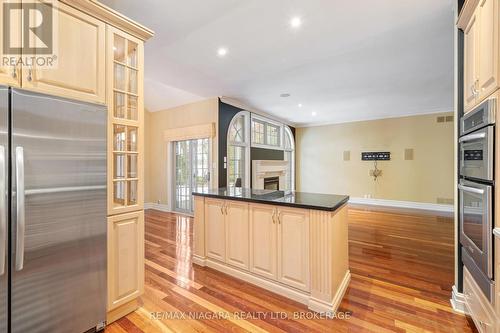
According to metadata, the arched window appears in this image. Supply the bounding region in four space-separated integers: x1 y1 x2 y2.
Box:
283 126 295 191
227 111 250 187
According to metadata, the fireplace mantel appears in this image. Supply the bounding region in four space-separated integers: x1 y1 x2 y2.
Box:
252 160 288 190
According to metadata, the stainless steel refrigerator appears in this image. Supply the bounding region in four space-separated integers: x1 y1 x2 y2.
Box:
0 87 107 333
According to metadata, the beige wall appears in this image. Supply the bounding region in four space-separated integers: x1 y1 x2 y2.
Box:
296 113 454 204
145 98 218 207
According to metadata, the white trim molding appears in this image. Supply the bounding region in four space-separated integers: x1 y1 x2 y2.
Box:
203 258 349 314
349 197 454 213
144 202 171 212
145 203 195 217
450 285 468 314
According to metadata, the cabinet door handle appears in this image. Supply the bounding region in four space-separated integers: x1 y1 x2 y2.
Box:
272 208 276 224
27 67 33 82
225 203 228 215
471 84 479 97
278 211 282 224
11 67 17 79
220 204 224 215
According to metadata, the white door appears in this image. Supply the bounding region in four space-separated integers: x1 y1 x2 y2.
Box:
173 138 210 213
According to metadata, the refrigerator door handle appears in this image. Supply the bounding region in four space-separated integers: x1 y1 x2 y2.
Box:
0 146 5 276
15 146 25 271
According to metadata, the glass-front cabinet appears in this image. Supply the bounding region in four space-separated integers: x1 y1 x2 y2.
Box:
107 26 144 215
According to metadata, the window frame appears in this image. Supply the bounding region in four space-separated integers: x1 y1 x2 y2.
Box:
226 112 295 190
250 114 284 150
227 111 251 188
283 126 295 191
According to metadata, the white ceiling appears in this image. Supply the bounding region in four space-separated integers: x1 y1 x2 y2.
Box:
101 0 454 126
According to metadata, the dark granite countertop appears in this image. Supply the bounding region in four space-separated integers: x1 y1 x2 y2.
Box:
192 188 349 212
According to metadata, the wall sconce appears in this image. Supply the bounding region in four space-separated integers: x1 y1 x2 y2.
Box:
369 161 382 181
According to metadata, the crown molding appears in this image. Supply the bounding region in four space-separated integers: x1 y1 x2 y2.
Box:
61 0 154 41
457 0 479 30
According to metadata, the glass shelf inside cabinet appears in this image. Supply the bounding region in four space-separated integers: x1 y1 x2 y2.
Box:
127 180 138 205
113 181 126 207
113 125 126 151
127 127 138 151
127 40 138 69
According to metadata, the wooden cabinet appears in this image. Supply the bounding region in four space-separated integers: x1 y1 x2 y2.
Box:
194 196 350 313
464 11 479 112
103 16 150 324
249 204 278 280
477 0 498 99
107 211 145 312
107 26 145 216
249 204 310 290
463 267 496 333
22 1 106 103
205 198 226 261
277 207 310 291
0 1 21 87
461 0 499 112
225 201 249 270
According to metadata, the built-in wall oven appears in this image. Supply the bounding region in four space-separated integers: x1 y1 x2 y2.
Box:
459 98 496 301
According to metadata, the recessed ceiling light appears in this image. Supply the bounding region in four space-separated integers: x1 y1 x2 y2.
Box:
311 111 317 116
280 93 291 98
298 103 303 108
290 17 302 28
217 48 228 57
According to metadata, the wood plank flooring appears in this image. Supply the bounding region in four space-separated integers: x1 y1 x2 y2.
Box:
106 206 477 333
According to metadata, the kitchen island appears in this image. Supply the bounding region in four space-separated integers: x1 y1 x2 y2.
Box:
192 188 350 314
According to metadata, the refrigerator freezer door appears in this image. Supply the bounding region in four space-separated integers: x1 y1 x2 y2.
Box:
0 87 8 333
11 89 107 333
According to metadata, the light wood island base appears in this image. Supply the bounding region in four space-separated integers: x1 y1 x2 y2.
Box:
193 194 350 314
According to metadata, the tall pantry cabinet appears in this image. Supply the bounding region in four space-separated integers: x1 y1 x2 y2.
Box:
0 0 154 324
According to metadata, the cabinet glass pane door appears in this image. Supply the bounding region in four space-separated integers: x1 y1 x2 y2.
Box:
112 124 139 208
174 139 210 213
108 27 143 215
112 33 139 121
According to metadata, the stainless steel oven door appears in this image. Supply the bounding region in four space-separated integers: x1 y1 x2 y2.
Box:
459 179 493 279
459 126 494 181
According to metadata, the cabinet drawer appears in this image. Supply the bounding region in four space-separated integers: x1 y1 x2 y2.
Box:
464 267 496 333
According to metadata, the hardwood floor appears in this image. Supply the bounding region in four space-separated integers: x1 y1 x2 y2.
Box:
106 206 477 333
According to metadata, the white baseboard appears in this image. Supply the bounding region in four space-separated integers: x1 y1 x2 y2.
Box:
144 202 171 212
309 270 351 314
349 197 454 213
205 258 310 306
192 255 207 267
203 257 350 314
450 285 467 315
145 202 194 217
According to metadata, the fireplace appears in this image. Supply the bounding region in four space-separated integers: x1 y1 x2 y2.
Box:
252 160 288 190
264 176 279 190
